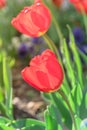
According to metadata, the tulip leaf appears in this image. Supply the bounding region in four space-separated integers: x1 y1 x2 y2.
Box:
0 116 10 125
67 25 83 88
78 48 87 64
0 87 4 102
58 125 63 130
71 83 83 107
68 93 76 113
62 38 76 87
47 105 63 130
85 93 87 109
11 119 45 129
72 116 81 130
79 91 87 118
0 53 3 88
47 104 63 127
76 84 83 106
44 109 58 130
20 125 45 130
0 126 15 130
61 78 71 96
2 51 13 118
50 93 72 129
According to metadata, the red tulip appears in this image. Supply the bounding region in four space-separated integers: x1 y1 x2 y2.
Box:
11 0 51 37
21 49 64 92
52 0 63 8
69 0 80 3
69 0 87 14
0 0 6 9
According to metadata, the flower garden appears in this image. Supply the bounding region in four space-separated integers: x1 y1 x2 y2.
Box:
0 0 87 130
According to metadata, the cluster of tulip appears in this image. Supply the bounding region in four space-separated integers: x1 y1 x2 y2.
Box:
11 0 87 93
11 0 64 92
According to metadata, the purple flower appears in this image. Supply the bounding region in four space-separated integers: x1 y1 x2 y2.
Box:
31 37 44 44
18 43 28 58
72 27 85 44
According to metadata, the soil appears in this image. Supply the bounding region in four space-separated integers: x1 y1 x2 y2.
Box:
12 60 47 121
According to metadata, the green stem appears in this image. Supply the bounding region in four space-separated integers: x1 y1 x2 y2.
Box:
0 103 9 117
44 0 63 42
43 34 60 59
58 89 77 130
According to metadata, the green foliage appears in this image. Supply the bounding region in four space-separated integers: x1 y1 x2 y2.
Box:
0 117 45 130
0 0 32 47
0 50 13 118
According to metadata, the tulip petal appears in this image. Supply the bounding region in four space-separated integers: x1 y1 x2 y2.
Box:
21 49 64 92
21 66 51 92
36 70 51 91
31 4 51 32
11 0 51 37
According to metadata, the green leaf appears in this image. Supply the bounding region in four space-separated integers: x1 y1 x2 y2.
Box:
50 93 72 129
85 93 87 109
58 125 63 130
72 83 83 107
61 78 71 96
0 117 10 125
0 117 14 130
2 51 13 118
68 93 76 113
67 25 83 88
44 109 58 130
76 84 83 106
72 116 81 130
21 125 45 130
62 39 76 87
0 126 15 130
0 53 3 88
78 48 87 65
47 104 63 127
11 119 45 129
79 91 87 118
0 87 4 102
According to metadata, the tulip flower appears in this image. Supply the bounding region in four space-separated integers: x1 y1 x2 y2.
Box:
11 0 51 37
0 0 6 9
69 0 87 14
52 0 63 8
69 0 80 3
21 49 64 92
